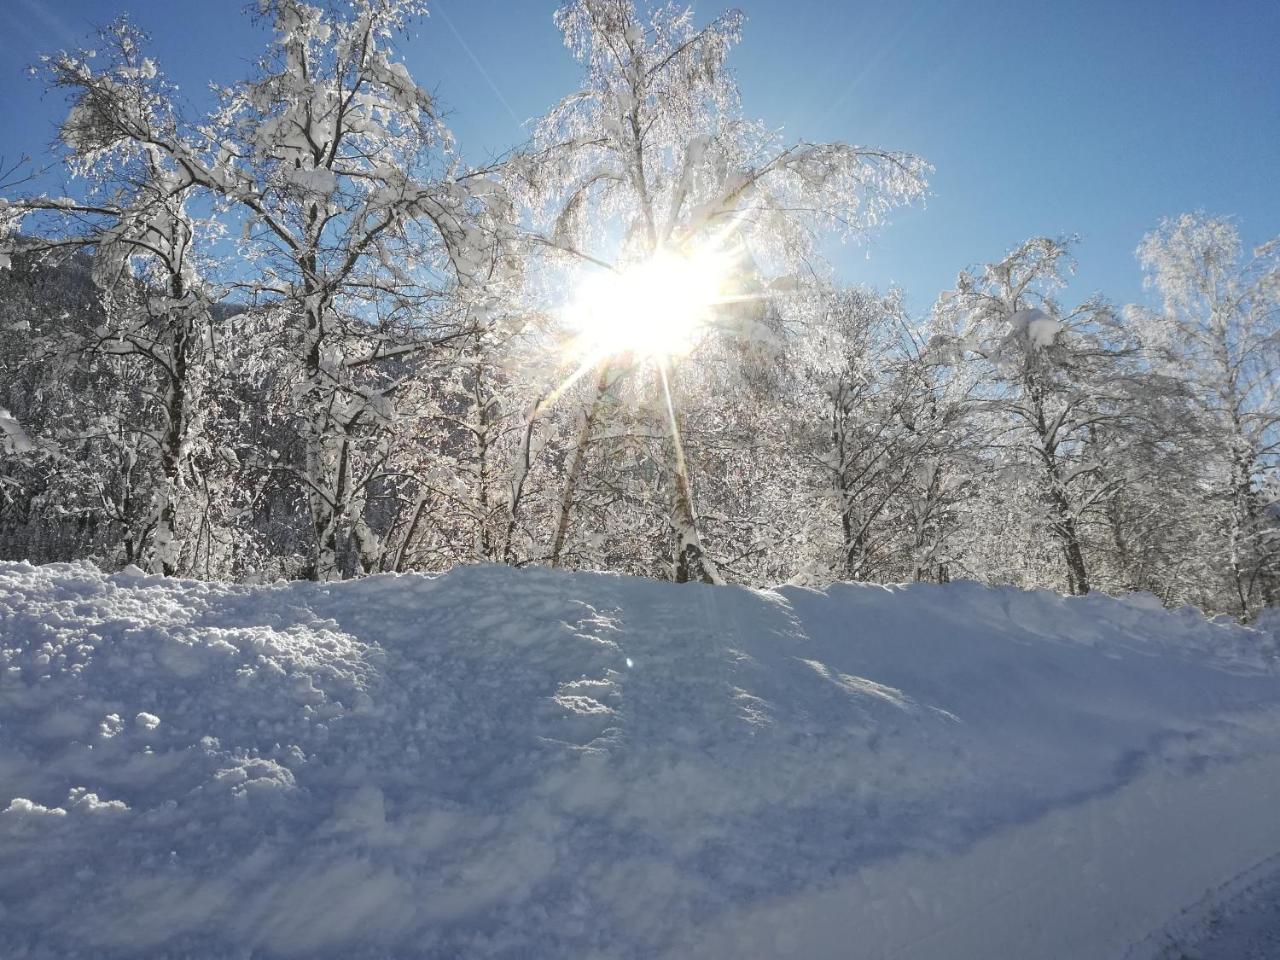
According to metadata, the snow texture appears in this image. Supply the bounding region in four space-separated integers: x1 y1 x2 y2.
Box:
0 561 1278 959
1147 854 1280 959
0 408 34 455
1008 307 1063 348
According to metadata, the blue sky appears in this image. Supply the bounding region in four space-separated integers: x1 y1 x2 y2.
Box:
3 0 1278 313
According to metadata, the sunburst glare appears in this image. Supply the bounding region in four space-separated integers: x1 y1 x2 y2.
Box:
562 247 736 360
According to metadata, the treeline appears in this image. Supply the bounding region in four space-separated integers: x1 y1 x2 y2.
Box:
0 0 1276 618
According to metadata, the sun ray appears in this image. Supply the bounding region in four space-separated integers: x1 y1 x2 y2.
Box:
533 350 609 420
656 359 697 528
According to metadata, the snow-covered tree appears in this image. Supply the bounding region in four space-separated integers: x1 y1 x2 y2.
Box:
934 238 1153 595
8 3 516 581
1 22 232 574
1134 214 1280 616
776 285 978 585
510 0 927 583
205 0 514 579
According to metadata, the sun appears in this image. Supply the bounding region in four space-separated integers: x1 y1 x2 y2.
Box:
563 247 734 360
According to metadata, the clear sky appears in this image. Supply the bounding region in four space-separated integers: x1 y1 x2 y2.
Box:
3 0 1278 314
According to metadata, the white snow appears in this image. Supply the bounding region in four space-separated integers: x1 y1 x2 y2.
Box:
0 407 35 454
1008 306 1063 347
0 560 1277 959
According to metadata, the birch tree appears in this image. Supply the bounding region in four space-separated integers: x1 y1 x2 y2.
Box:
511 0 927 583
1135 214 1280 616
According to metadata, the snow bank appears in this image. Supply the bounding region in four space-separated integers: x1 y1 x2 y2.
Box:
0 561 1277 959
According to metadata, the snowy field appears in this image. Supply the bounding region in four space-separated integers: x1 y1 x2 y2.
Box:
1 560 1278 959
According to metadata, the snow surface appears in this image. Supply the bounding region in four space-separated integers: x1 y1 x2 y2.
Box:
1150 854 1280 959
0 561 1278 959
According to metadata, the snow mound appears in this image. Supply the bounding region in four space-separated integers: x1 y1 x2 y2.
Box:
1008 306 1063 347
0 561 1277 959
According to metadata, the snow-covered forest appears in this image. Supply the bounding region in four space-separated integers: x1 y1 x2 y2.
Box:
1 0 1277 620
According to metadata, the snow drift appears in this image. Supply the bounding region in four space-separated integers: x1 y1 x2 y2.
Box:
0 561 1277 959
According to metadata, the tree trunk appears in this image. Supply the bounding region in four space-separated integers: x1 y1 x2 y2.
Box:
299 252 346 582
550 364 612 568
151 276 191 578
1043 457 1090 595
1061 517 1090 595
659 360 720 585
670 458 719 585
502 400 543 565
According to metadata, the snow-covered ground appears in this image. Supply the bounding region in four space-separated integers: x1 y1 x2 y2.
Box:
1154 856 1280 959
0 561 1277 959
